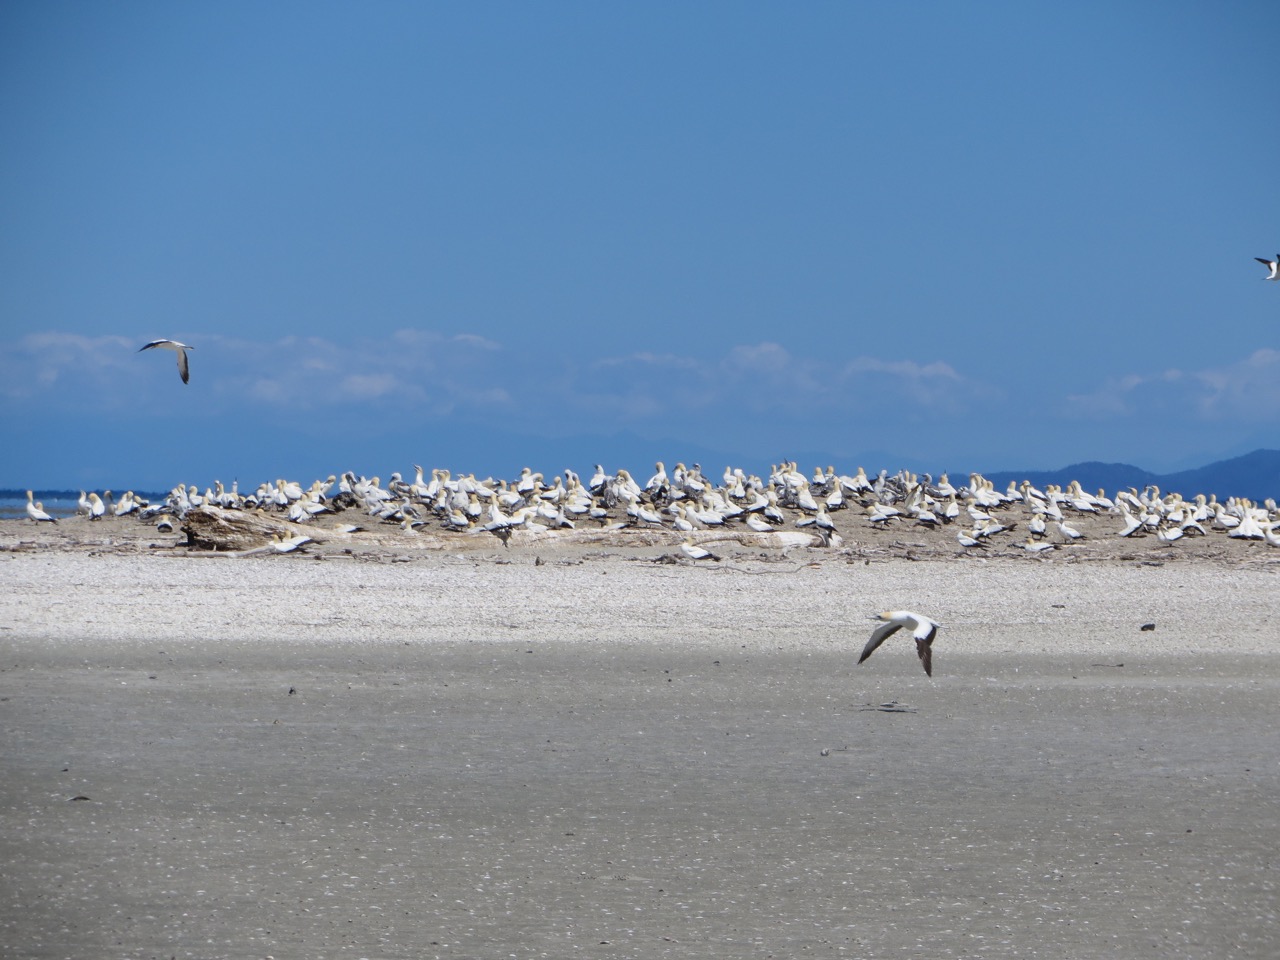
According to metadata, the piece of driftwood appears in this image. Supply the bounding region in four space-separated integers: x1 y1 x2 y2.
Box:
181 506 300 551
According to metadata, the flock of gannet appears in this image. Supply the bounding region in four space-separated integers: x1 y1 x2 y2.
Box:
25 456 1280 677
44 460 1280 558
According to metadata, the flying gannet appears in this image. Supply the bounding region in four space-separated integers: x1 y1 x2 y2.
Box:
1256 255 1279 281
139 339 193 383
858 610 940 677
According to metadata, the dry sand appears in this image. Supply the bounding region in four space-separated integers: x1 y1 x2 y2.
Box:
2 517 1279 958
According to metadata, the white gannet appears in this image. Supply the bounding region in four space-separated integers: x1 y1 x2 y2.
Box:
139 339 193 384
1056 519 1085 541
645 461 669 496
1229 510 1266 540
797 504 837 532
671 504 696 532
1028 511 1047 539
680 538 721 561
1116 503 1143 537
271 533 313 554
858 610 940 677
25 490 57 524
1256 255 1279 281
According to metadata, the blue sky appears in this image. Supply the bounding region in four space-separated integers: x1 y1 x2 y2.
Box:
2 2 1277 490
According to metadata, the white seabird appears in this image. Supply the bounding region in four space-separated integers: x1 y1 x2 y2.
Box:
1256 255 1279 281
858 610 940 677
25 490 58 524
139 339 193 383
680 537 721 562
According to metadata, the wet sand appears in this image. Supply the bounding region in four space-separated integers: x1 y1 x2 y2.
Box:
2 526 1279 958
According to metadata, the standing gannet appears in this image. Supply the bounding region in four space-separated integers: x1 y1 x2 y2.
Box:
645 462 669 496
25 490 58 524
1256 255 1279 281
139 340 193 383
1056 519 1085 541
858 611 940 677
1027 511 1047 539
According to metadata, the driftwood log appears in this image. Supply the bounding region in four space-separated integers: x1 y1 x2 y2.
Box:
181 506 303 551
178 503 835 554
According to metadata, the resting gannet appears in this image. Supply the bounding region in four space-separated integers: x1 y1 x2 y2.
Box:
139 339 193 383
1256 255 1279 281
25 490 57 524
858 611 940 677
680 538 720 561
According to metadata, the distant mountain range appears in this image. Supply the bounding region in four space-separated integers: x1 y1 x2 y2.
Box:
985 448 1280 502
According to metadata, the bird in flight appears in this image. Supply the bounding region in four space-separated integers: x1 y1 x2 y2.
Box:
1256 255 1279 281
139 339 193 383
858 610 941 677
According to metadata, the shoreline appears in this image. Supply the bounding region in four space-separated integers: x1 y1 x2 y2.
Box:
2 545 1278 657
2 526 1278 958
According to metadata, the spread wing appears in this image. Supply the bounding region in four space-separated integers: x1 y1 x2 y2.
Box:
858 620 902 665
913 621 938 676
916 638 933 676
175 347 190 384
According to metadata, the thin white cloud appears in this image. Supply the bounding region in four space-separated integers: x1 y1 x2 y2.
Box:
340 373 401 399
1192 348 1280 419
1065 349 1280 421
844 357 963 382
0 332 138 402
551 341 995 427
0 331 998 443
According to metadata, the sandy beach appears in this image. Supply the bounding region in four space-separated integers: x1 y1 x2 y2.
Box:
2 517 1279 958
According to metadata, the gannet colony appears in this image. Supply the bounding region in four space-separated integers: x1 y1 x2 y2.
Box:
30 460 1280 558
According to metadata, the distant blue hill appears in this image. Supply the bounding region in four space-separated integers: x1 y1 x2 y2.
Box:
985 449 1280 502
